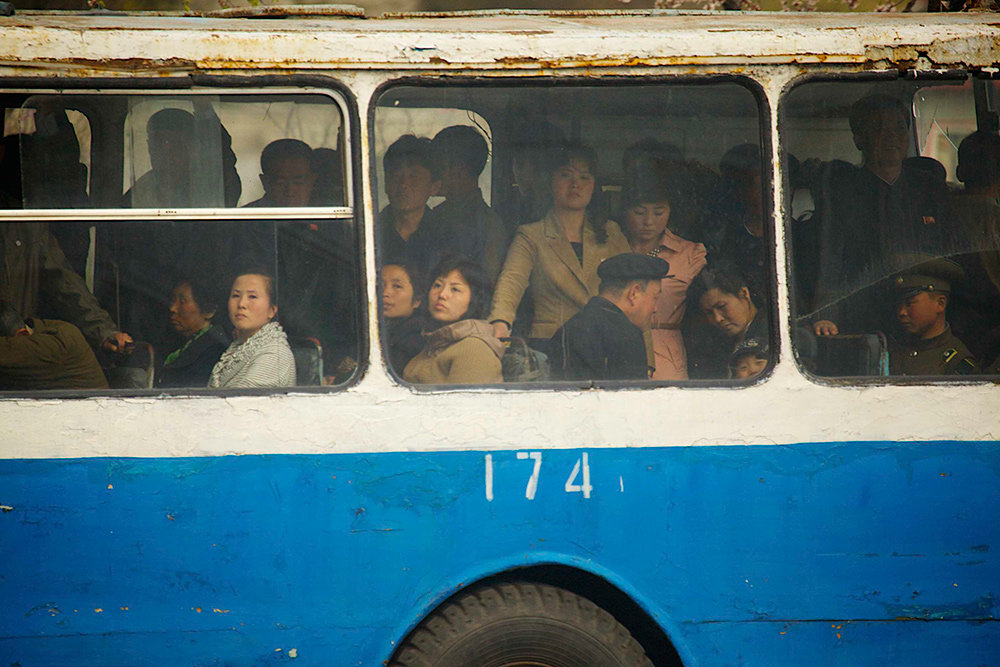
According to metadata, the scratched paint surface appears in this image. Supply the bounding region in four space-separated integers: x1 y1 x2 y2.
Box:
0 442 996 665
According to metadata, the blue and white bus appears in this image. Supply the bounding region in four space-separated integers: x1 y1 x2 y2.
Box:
0 8 997 666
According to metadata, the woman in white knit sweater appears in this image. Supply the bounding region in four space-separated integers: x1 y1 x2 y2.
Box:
208 271 296 389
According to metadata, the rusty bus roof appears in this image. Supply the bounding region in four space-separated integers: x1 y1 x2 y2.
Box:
0 11 997 73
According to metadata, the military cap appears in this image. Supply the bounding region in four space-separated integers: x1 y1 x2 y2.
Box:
731 336 768 363
890 254 964 300
598 253 670 284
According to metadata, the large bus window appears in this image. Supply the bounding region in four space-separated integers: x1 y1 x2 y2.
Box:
784 77 1000 379
373 81 770 386
0 90 359 392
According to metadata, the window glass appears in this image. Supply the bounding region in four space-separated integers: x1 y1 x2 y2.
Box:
374 82 769 386
784 77 1000 379
0 91 359 392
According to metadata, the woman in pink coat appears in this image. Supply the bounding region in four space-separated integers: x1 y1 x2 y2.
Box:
621 169 707 380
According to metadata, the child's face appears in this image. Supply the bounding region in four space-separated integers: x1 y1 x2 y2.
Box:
731 354 767 380
895 291 945 339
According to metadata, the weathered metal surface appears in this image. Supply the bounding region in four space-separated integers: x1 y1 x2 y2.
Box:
0 13 996 75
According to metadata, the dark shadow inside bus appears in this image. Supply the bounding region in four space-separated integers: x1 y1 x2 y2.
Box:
783 77 1000 380
373 81 772 388
0 91 360 392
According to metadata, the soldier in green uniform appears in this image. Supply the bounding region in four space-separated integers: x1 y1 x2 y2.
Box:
886 257 978 376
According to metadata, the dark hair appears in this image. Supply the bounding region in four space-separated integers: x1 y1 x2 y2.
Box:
688 263 755 311
384 134 441 180
231 268 277 308
260 138 313 176
957 130 1000 189
719 143 762 177
175 277 220 319
849 95 911 137
622 138 682 178
0 301 25 337
546 142 609 242
383 261 426 307
426 257 491 321
147 108 195 137
433 125 489 177
622 162 673 209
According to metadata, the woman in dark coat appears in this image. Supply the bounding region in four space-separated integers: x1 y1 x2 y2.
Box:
157 278 229 388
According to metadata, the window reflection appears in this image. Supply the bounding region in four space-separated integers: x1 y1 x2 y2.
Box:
0 91 358 392
785 79 1000 377
375 83 769 385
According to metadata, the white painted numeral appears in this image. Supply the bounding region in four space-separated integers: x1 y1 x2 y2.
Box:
484 454 494 502
517 451 542 500
564 453 592 499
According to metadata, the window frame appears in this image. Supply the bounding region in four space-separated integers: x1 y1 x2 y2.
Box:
778 69 1000 387
0 75 369 398
370 73 779 392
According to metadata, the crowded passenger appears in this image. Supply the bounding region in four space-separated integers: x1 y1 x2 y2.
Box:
620 163 707 380
885 257 978 376
687 264 769 379
624 139 721 252
431 125 510 282
488 144 631 353
208 270 296 389
0 221 133 356
0 301 109 390
713 143 766 278
379 135 445 274
550 253 668 381
798 94 952 337
123 105 241 208
729 338 769 381
949 130 1000 358
499 118 567 229
403 258 504 385
310 147 345 206
157 278 229 388
245 139 317 207
381 262 427 375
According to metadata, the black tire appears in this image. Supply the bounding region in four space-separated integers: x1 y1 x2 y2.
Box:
389 581 655 667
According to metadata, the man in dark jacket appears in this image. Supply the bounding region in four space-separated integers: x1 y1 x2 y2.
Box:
550 253 669 381
0 301 109 390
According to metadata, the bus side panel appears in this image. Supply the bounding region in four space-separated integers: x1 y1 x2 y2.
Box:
0 443 997 665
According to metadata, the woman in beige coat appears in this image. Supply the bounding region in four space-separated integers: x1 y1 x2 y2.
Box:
403 258 504 385
488 144 631 350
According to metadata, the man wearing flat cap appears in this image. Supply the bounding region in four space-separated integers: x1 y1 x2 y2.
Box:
550 253 669 381
887 256 978 376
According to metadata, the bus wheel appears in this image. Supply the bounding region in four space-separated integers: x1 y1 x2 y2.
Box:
390 581 654 667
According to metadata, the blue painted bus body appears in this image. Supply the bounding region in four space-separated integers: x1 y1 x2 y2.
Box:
1 442 997 665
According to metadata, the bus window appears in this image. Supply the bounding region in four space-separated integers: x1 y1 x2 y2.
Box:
0 90 360 392
784 77 1000 379
373 81 771 386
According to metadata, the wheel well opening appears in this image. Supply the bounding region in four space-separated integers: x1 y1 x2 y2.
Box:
472 564 684 667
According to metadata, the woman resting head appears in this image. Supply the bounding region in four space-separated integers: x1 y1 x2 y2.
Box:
686 265 769 379
158 277 229 388
689 265 760 341
381 262 427 373
404 257 504 385
208 270 296 389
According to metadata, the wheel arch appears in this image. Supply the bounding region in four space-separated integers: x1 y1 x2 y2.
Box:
385 558 687 667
